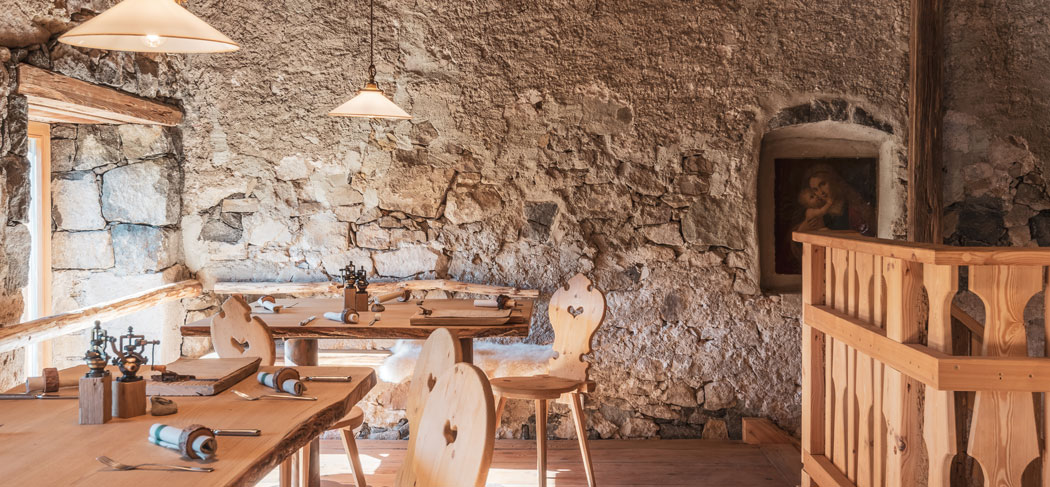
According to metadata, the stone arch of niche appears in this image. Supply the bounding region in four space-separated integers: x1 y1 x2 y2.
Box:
756 100 903 292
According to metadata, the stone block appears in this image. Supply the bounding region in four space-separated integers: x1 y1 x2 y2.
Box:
101 158 181 225
112 224 179 274
221 198 260 213
373 245 440 277
4 223 29 290
52 230 114 270
4 155 29 224
74 125 122 170
374 166 455 218
51 139 76 172
444 184 503 225
118 125 171 160
52 171 105 230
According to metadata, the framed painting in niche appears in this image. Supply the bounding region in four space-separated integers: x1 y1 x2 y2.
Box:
772 158 878 276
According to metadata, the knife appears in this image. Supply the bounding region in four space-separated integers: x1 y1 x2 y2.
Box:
303 376 353 382
212 429 261 436
0 393 78 400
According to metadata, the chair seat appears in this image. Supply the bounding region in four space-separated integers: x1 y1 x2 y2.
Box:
490 375 587 399
331 406 365 430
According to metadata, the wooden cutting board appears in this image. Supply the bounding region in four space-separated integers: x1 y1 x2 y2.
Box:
146 357 261 396
409 308 513 326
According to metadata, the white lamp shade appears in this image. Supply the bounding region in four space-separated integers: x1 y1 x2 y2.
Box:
58 0 239 54
329 83 411 119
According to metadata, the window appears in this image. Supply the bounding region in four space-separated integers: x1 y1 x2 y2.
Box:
24 121 52 374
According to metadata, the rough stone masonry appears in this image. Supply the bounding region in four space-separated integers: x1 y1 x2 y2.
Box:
0 0 1047 442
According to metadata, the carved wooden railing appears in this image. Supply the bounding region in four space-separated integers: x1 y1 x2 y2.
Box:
795 231 1050 487
0 279 202 354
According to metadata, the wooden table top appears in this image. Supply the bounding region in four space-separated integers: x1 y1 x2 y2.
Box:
0 365 376 486
181 298 534 340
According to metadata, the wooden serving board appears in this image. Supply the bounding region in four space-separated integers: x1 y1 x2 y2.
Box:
146 357 261 396
409 308 513 326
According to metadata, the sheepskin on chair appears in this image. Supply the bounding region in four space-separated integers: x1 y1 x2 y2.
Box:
379 340 555 383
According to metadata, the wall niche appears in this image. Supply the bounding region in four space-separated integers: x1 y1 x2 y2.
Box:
757 100 903 292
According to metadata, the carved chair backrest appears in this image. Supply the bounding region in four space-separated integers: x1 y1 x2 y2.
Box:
547 273 606 382
210 295 276 366
394 328 462 487
407 363 496 487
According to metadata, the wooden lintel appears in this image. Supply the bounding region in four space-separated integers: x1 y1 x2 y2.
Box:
16 64 182 126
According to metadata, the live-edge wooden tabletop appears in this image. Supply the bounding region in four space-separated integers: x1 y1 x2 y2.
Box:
0 365 376 486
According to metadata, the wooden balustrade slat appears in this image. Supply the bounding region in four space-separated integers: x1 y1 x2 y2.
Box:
801 243 828 487
853 253 876 487
871 256 886 487
0 280 202 354
967 265 1041 487
922 264 958 487
845 251 858 483
830 249 850 474
794 231 1050 266
881 258 922 487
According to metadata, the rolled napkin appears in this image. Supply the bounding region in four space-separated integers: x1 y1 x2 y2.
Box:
253 295 283 313
148 423 217 460
257 368 305 396
324 309 359 323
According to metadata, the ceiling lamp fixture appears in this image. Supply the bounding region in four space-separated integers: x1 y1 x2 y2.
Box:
328 0 411 120
58 0 238 54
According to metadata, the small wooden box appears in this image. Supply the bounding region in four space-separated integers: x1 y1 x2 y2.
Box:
112 379 147 419
79 375 112 425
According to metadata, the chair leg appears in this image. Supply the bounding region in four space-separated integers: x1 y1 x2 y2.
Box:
279 456 292 487
536 398 548 487
495 395 507 424
340 428 368 487
571 392 596 487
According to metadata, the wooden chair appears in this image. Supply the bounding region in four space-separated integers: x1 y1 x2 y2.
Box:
489 273 605 487
406 362 496 487
394 327 462 487
211 295 368 487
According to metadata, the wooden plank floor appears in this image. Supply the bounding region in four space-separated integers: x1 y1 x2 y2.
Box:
256 439 800 486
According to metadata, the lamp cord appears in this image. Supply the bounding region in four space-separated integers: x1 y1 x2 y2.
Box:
368 0 377 84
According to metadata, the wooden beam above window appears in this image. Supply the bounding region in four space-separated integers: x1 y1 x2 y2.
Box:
16 64 182 126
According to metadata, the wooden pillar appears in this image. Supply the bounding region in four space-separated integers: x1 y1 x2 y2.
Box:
907 0 945 243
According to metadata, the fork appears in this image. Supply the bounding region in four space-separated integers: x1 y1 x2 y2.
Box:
232 390 317 401
96 456 213 472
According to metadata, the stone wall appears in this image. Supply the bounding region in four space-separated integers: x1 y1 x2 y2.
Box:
0 0 916 439
173 0 909 440
0 47 29 390
48 123 188 367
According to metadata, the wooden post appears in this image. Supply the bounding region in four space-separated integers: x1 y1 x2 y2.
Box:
801 243 827 486
968 265 1041 487
907 0 945 243
285 339 320 487
882 258 922 487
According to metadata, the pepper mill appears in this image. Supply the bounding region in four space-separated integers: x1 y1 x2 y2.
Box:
340 263 357 310
109 327 158 419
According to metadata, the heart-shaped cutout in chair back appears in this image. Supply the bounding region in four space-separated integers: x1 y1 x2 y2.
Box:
567 305 584 318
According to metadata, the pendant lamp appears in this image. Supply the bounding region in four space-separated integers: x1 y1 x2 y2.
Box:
329 0 411 119
58 0 238 54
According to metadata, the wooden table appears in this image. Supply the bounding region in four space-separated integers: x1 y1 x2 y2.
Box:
181 297 533 485
0 365 376 486
180 298 536 363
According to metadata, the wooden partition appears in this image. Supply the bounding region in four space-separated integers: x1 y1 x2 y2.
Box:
795 231 1050 487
